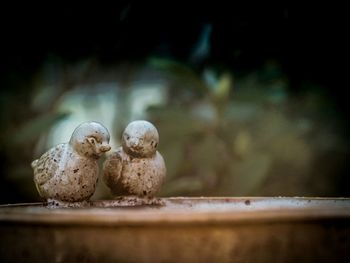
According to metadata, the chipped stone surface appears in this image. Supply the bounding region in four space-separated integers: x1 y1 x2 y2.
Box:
46 199 92 208
32 121 111 203
95 196 165 207
103 120 166 197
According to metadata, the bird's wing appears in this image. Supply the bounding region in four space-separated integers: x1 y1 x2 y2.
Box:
33 144 64 186
103 150 123 192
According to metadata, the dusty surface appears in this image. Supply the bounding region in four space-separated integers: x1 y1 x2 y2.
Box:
1 197 350 223
96 196 165 207
1 198 350 263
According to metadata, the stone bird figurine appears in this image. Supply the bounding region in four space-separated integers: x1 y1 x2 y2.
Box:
103 120 166 200
32 121 111 207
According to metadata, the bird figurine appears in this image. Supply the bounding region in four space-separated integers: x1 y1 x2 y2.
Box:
32 121 111 207
103 120 166 202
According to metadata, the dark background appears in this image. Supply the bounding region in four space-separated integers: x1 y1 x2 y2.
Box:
1 3 348 94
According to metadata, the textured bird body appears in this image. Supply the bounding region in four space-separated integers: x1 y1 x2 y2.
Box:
31 121 111 203
104 146 165 197
33 143 98 202
103 120 166 198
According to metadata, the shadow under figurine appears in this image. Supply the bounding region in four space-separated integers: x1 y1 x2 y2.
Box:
32 121 111 207
103 120 166 205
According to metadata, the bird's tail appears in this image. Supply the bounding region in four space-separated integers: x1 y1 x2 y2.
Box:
31 159 38 169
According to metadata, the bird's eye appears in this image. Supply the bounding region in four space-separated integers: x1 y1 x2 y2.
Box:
88 137 96 145
89 136 102 144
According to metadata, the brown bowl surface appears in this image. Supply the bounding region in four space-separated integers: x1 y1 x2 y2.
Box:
1 197 349 262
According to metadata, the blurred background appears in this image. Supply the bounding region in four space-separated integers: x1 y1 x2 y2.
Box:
0 3 349 203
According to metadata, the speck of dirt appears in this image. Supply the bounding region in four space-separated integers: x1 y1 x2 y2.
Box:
73 169 79 173
137 173 141 177
245 200 251 206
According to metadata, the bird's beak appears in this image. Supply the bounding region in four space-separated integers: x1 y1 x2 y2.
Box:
99 143 111 153
130 138 140 148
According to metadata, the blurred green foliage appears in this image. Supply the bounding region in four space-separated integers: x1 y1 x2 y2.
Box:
0 57 349 203
147 59 349 197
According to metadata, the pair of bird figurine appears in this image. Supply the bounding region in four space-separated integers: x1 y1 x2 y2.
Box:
32 120 166 206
